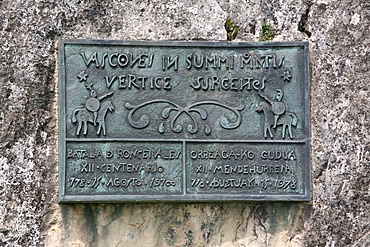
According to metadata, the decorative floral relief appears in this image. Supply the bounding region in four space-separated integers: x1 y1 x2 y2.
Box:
125 99 244 135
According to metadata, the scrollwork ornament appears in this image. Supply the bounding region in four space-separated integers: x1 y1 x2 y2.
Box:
125 100 244 135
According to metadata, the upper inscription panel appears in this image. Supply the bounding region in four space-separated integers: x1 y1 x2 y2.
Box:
62 41 308 140
59 40 310 202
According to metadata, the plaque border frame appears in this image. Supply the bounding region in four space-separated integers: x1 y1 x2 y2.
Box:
58 39 311 203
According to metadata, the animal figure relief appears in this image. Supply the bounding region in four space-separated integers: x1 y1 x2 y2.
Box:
72 100 115 136
85 83 114 125
256 93 297 139
258 90 286 128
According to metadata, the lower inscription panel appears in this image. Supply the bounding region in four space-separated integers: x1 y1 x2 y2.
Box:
65 142 183 195
61 141 309 201
186 143 306 195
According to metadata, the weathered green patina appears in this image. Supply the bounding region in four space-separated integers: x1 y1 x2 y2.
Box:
59 40 310 202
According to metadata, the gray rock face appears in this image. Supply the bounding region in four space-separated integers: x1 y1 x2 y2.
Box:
0 0 369 246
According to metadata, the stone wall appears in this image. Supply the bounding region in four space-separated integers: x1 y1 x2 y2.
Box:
0 0 369 246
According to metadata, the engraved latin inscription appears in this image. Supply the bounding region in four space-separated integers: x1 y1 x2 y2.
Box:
69 50 299 139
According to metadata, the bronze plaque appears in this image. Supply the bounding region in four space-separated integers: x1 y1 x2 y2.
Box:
58 40 310 202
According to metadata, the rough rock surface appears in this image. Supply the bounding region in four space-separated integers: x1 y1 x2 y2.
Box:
0 0 369 246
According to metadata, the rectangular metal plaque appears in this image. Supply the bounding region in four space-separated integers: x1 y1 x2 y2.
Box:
59 40 310 202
